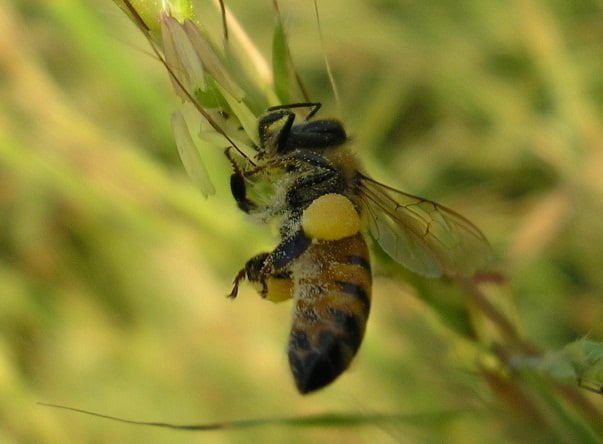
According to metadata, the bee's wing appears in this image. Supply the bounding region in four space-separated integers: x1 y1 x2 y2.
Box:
358 174 491 278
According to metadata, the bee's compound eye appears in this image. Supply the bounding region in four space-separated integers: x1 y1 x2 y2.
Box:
301 194 360 241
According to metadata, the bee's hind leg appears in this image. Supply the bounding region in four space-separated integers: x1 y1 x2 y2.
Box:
229 229 310 302
227 268 248 299
227 253 270 299
255 230 311 303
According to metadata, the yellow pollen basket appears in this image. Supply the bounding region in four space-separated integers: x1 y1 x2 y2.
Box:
265 277 293 303
301 193 361 241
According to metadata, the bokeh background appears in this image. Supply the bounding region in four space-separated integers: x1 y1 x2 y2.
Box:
1 0 602 442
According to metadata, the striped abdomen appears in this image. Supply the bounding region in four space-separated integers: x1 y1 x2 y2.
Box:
288 233 372 393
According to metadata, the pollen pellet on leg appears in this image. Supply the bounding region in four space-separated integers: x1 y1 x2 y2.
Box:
265 277 294 303
301 194 360 241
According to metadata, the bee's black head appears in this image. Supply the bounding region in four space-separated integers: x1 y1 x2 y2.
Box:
258 107 347 155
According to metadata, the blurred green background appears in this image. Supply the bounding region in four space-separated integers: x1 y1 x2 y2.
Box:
1 0 602 442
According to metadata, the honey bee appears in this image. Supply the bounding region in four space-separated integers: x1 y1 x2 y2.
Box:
225 102 490 394
115 0 489 394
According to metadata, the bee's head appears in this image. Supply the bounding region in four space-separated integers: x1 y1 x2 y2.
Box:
257 110 294 157
258 109 347 157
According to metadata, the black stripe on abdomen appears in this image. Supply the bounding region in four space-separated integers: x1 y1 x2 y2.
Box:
328 307 364 352
345 254 371 272
334 280 370 310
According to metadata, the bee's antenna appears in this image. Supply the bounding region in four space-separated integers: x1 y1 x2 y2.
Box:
313 0 341 117
120 0 256 166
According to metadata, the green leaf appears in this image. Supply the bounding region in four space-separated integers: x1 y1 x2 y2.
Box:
510 338 603 393
272 19 289 104
182 20 245 101
162 15 206 93
39 402 470 431
171 111 215 198
216 84 260 146
113 0 193 31
194 75 227 109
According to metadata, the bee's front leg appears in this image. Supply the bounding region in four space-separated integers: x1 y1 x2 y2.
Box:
225 147 257 214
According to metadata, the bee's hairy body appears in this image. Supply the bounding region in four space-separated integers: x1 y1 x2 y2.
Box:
288 233 371 393
227 102 490 394
227 103 372 393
